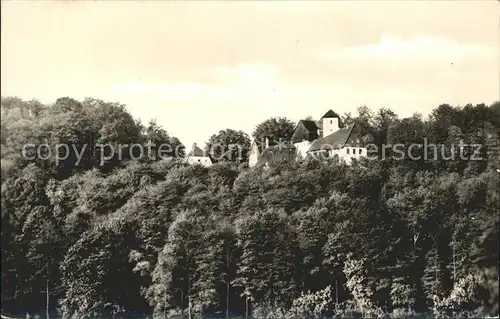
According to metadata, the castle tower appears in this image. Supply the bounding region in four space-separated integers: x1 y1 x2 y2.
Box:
321 109 340 138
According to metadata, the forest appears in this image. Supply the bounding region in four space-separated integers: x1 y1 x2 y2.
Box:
1 96 499 319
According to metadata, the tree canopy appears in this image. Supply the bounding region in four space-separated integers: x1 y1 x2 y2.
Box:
252 117 295 146
1 97 499 319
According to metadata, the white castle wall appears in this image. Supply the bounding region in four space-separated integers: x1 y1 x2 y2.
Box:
294 140 312 160
186 156 213 167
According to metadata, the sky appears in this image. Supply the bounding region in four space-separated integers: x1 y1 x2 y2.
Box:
1 1 499 147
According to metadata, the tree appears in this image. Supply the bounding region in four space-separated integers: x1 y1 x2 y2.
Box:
144 119 185 159
252 117 295 147
342 254 379 317
193 222 239 318
372 107 398 158
22 207 62 319
234 209 300 312
205 129 250 163
352 106 376 139
60 221 146 318
1 209 18 312
295 208 329 294
147 211 206 319
422 243 448 312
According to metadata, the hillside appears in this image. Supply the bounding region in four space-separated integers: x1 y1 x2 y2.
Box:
1 96 499 319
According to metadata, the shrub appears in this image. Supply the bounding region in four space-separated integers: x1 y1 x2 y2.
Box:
289 286 334 318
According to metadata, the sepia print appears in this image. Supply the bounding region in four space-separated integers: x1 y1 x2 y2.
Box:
1 1 499 319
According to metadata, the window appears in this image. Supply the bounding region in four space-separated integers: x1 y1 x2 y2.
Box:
346 148 350 154
353 149 356 155
330 120 332 124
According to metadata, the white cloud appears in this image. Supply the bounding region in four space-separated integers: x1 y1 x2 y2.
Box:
112 62 282 103
207 62 280 87
310 35 497 67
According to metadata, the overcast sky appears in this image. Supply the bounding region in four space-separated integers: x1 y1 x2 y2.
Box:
2 1 499 147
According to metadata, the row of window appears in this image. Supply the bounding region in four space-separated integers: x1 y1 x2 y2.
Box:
346 148 363 155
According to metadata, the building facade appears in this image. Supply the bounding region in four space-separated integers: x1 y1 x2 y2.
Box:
249 110 368 168
184 143 213 167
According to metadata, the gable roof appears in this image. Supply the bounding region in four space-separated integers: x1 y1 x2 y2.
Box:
291 120 321 143
187 144 206 157
300 120 320 134
308 124 356 152
321 110 340 119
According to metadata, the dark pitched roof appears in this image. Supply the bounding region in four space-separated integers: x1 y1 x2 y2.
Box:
321 110 339 119
187 144 206 157
291 120 321 143
308 124 355 152
256 143 296 166
300 120 320 134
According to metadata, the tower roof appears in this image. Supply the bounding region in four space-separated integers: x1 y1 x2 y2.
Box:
321 110 339 119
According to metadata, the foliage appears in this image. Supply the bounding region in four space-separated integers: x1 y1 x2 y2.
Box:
1 97 499 318
252 117 295 146
206 129 251 164
289 286 334 318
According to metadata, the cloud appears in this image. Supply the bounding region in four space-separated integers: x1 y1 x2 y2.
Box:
206 62 280 87
310 35 497 67
111 62 283 103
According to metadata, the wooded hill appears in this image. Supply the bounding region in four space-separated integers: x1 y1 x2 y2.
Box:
1 97 499 318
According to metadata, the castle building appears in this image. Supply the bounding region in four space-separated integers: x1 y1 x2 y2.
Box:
184 143 213 167
249 110 367 168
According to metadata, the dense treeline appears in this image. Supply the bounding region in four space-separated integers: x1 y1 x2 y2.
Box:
1 96 499 318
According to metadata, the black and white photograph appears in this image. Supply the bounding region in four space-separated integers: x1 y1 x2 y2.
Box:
1 1 499 318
